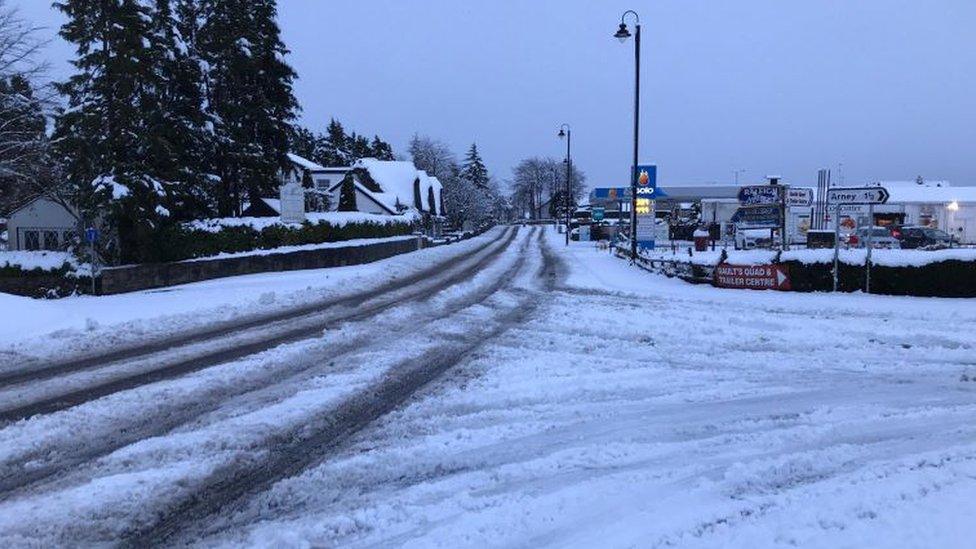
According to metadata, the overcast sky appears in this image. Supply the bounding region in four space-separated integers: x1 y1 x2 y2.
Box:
10 0 976 191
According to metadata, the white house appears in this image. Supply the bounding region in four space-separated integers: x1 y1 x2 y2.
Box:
328 158 444 217
5 196 79 251
282 153 351 194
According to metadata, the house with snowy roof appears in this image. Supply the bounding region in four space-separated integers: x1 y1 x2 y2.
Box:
4 195 79 251
328 158 445 218
282 153 350 193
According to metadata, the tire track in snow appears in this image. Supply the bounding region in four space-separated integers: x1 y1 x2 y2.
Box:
0 229 511 388
0 228 529 498
118 226 560 547
0 229 520 425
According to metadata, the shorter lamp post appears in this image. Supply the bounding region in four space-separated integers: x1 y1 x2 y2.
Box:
558 124 572 246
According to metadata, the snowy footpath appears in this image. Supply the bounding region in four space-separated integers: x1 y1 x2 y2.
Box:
1 226 975 547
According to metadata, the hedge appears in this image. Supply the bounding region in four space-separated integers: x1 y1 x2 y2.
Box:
155 219 415 263
780 259 976 297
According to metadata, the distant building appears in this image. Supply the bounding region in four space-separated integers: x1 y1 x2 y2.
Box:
856 180 976 243
5 196 78 251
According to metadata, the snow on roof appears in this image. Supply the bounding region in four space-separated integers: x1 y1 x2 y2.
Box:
261 198 282 213
870 179 951 188
287 153 327 172
353 158 446 215
884 185 976 204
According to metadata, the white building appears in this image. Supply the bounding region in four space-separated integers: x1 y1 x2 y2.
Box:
859 180 976 244
4 196 79 251
282 153 350 195
328 158 444 217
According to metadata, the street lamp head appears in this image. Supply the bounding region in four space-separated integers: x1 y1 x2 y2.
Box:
558 128 566 139
614 23 631 43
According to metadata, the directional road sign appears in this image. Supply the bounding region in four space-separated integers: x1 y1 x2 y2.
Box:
826 186 889 205
732 205 782 229
738 185 784 206
786 188 813 208
714 264 791 291
591 207 605 222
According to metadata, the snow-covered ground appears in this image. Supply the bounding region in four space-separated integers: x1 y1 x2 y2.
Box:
0 229 499 365
0 227 974 547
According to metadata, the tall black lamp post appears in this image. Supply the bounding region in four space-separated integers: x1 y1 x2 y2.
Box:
614 10 641 261
558 124 572 246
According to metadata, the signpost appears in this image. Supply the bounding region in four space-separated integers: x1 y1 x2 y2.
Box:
738 185 783 206
731 205 782 229
736 183 788 249
631 165 658 251
85 227 99 295
826 187 890 206
714 264 791 291
635 196 655 250
828 186 890 292
634 165 658 198
786 188 814 208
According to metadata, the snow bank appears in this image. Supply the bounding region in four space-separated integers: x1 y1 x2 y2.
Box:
185 211 417 233
0 251 78 272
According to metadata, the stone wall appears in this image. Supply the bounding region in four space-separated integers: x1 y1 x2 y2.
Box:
99 237 423 295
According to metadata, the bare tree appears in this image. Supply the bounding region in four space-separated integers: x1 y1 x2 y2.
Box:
510 157 586 220
0 0 60 213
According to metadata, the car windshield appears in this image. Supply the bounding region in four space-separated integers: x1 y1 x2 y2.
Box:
924 229 949 238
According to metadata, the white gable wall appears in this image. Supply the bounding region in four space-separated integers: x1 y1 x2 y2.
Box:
7 197 78 251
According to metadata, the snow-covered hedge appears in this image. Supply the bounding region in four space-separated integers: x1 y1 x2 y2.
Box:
184 211 417 233
0 251 81 276
637 246 976 297
643 247 976 268
160 212 418 262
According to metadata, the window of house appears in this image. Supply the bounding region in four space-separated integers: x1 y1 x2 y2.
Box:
42 230 60 251
316 178 331 190
24 230 40 251
62 231 78 250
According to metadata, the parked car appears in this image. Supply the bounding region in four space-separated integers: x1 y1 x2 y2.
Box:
848 226 901 249
889 225 956 249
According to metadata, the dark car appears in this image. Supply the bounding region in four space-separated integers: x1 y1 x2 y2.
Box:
889 225 956 249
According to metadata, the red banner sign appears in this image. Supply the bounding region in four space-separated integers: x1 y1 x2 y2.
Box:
714 263 791 291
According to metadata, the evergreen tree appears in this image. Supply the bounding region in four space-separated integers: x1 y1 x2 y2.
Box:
146 0 210 220
54 0 169 263
370 135 394 161
348 132 372 161
337 176 357 211
320 119 348 166
288 125 318 161
461 143 489 190
197 0 298 215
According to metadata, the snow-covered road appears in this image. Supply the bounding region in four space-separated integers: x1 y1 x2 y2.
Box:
1 226 975 548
